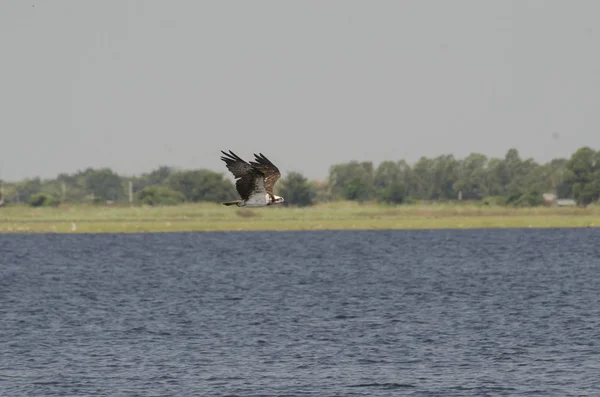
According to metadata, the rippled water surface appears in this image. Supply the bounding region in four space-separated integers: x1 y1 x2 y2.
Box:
1 229 600 396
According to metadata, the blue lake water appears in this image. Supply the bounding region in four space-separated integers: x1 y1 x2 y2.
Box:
1 229 600 396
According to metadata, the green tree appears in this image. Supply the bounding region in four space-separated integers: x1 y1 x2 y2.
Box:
15 178 42 203
312 179 333 202
56 172 78 186
133 166 174 191
169 170 236 202
146 166 173 185
430 155 459 199
136 186 185 206
410 157 433 199
547 158 571 198
454 153 488 200
565 147 600 205
277 172 315 206
40 180 65 202
85 168 124 202
506 160 535 203
480 149 532 203
482 157 505 197
29 192 60 207
515 163 554 206
328 161 375 201
53 170 90 202
374 160 409 203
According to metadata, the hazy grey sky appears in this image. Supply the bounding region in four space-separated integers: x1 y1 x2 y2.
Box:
1 1 599 182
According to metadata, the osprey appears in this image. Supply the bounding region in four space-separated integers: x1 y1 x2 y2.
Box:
220 150 285 207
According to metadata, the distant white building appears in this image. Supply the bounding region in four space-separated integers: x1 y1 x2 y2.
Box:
556 199 577 207
542 193 577 207
542 193 556 204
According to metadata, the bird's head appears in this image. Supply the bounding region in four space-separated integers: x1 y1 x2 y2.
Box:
273 195 285 204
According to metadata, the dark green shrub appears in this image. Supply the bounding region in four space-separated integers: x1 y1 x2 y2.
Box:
29 193 60 207
136 186 185 206
481 196 507 206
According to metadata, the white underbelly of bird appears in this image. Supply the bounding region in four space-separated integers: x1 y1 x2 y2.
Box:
242 194 270 207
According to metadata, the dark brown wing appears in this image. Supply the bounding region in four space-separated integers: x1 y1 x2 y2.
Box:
220 150 264 200
250 153 281 195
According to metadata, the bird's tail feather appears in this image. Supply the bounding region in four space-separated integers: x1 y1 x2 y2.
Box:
222 200 241 206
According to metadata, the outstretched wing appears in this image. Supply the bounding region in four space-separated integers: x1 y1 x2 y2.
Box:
250 153 281 195
220 150 264 200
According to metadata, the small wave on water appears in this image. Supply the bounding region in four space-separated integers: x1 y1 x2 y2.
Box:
348 382 416 389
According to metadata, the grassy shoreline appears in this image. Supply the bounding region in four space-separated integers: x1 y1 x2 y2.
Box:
1 202 599 233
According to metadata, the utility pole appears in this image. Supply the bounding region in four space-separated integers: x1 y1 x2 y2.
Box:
61 182 66 202
128 181 133 205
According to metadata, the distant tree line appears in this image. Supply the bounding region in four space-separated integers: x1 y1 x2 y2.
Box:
327 147 600 207
1 147 599 208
